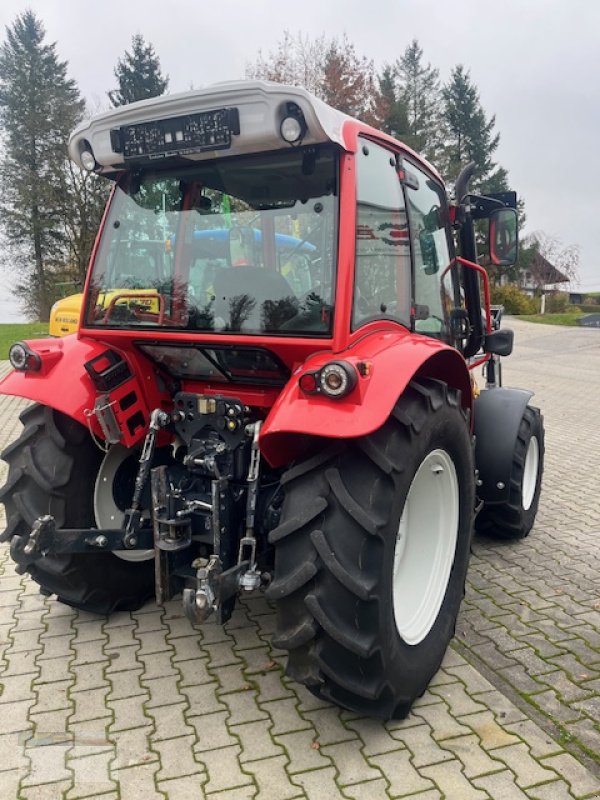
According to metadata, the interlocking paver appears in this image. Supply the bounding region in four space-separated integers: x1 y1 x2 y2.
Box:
66 750 117 798
252 668 295 702
370 748 436 796
290 766 347 800
342 777 392 800
259 696 312 736
22 740 71 785
219 688 268 724
70 685 111 723
320 739 384 785
472 769 531 799
153 734 205 780
243 754 300 800
489 742 560 788
459 709 521 750
302 705 358 745
233 719 286 762
112 762 165 799
389 721 454 767
442 732 505 778
198 744 254 794
111 725 156 769
430 681 489 716
343 717 409 756
158 774 208 799
188 710 239 752
274 728 333 773
503 719 563 759
0 769 21 800
541 753 600 798
413 700 473 741
421 759 490 799
20 780 73 800
109 695 152 733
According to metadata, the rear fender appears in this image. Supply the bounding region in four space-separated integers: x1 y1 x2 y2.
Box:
473 387 533 502
0 335 150 447
260 329 472 467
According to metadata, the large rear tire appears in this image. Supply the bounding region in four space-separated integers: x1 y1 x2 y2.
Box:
266 379 474 719
475 405 544 539
0 404 155 614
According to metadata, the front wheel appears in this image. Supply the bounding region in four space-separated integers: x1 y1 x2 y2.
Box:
475 405 544 539
0 404 155 614
266 379 474 719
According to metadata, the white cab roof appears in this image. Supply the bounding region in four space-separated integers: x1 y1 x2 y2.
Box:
69 81 356 173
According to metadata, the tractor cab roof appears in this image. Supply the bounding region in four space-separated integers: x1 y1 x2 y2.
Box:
69 81 357 176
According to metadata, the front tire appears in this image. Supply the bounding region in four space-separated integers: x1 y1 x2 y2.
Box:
475 405 544 539
0 404 155 614
266 379 474 719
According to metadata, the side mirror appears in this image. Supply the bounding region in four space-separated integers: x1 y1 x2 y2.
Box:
489 207 518 267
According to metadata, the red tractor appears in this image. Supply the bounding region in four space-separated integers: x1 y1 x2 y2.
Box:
0 82 543 719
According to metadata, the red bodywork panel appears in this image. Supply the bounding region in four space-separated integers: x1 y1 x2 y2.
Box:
260 327 472 467
0 335 150 448
1 336 109 419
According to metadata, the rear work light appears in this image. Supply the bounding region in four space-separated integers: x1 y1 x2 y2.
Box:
9 342 41 372
299 361 357 399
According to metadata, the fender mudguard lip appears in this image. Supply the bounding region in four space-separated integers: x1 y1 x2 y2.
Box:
260 329 472 468
473 387 533 503
0 335 136 434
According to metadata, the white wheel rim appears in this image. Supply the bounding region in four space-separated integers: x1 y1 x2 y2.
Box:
522 436 539 512
94 445 154 562
393 449 459 645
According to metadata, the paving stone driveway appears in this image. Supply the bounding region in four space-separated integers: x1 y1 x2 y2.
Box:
0 318 598 799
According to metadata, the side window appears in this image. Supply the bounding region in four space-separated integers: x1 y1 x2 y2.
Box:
353 139 411 330
404 163 457 340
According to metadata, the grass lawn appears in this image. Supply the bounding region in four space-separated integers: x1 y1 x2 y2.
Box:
517 312 585 327
0 323 49 360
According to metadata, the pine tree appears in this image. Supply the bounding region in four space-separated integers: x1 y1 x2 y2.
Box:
375 65 409 139
318 35 380 123
109 34 168 107
442 64 507 192
0 10 84 319
395 40 443 161
60 159 109 286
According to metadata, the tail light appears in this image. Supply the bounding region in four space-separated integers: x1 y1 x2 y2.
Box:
9 342 41 372
299 361 357 399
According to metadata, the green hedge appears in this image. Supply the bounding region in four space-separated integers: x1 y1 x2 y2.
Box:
490 285 539 315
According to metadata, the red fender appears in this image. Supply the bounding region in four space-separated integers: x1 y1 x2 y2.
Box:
260 329 472 467
0 335 149 447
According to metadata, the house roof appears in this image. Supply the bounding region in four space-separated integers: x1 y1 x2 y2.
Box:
528 253 570 285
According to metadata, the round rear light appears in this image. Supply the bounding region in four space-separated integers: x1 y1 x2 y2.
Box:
9 342 41 372
9 343 28 370
319 362 357 398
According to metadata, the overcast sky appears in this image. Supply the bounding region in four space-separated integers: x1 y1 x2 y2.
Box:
1 0 599 321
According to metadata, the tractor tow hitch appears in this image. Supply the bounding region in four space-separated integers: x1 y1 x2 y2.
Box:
180 421 265 625
10 515 154 571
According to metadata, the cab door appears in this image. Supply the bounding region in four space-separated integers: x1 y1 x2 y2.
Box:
401 161 463 347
